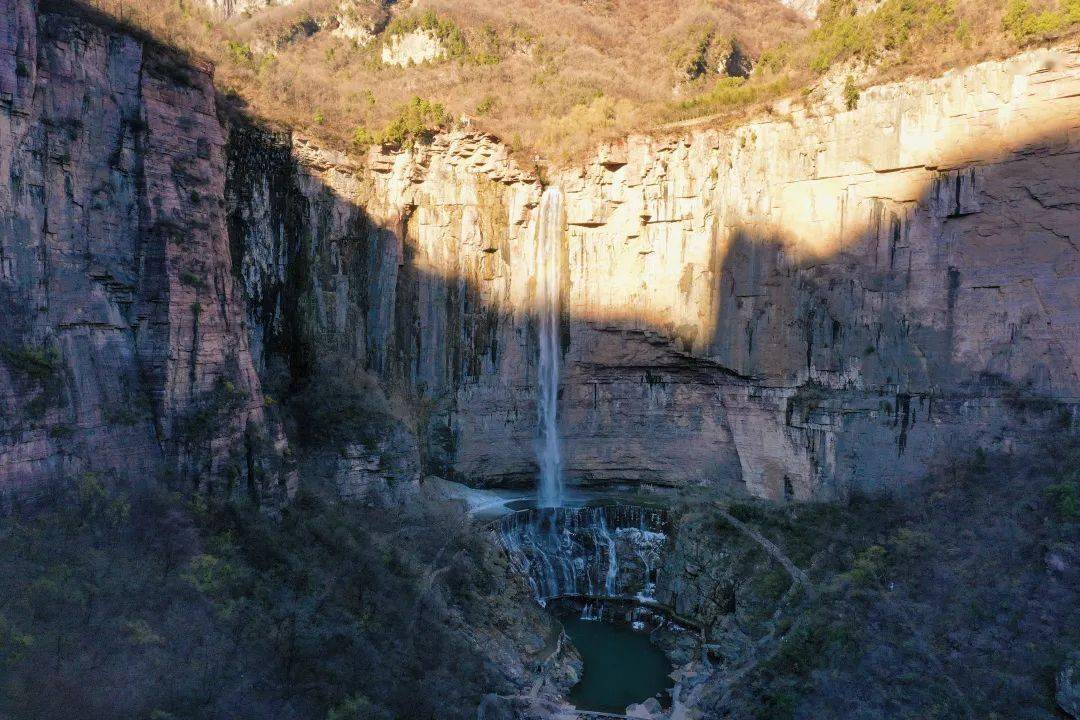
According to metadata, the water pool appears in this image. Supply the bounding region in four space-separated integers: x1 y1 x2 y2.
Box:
559 613 672 714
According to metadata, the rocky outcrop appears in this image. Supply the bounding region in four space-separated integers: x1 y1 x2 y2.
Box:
779 0 821 20
0 0 287 503
195 0 295 19
228 46 1079 500
332 0 385 47
380 29 446 66
335 420 421 505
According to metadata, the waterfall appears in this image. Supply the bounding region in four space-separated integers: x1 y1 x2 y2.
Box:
535 186 564 508
599 512 619 595
497 505 668 605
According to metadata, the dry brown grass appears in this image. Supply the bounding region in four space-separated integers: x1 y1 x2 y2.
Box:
73 0 1080 165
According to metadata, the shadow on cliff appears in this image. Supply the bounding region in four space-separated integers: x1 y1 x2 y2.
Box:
42 0 1077 498
51 1 1079 411
38 0 206 72
224 86 1078 496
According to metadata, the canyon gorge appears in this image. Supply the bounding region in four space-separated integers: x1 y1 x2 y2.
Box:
0 0 1078 718
5 1 1077 501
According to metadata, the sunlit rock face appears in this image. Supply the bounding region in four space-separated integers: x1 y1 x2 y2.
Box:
194 0 296 19
227 47 1079 500
0 2 288 502
10 1 1073 503
778 0 821 19
380 29 446 66
332 0 383 47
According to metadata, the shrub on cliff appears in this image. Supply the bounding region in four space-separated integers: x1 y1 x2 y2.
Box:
288 357 395 450
1 343 61 386
1 342 66 419
843 74 859 109
174 378 249 445
376 96 451 148
1044 444 1080 519
808 0 959 73
383 10 468 59
349 98 452 150
669 25 749 81
1002 0 1080 43
351 125 375 150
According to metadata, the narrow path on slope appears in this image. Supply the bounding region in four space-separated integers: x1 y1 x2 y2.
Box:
712 503 816 601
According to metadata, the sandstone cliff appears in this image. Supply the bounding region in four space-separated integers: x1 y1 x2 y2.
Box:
229 46 1079 500
0 0 288 503
2 0 1078 504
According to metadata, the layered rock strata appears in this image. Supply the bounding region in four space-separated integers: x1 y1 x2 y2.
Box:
3 0 1078 503
0 1 287 502
230 47 1079 500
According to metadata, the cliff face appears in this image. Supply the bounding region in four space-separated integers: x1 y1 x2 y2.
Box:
551 48 1080 499
0 1 287 503
230 47 1079 500
3 0 1078 503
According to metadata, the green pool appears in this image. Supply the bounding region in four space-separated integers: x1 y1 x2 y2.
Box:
560 613 673 714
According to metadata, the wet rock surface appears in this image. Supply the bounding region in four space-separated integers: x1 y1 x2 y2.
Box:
497 505 667 603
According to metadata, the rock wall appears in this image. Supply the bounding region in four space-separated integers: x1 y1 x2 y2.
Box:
380 29 446 66
0 1 287 503
5 0 1078 503
229 46 1079 500
554 48 1080 498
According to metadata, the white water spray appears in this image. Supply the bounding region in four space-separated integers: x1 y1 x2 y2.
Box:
535 186 564 508
496 506 668 604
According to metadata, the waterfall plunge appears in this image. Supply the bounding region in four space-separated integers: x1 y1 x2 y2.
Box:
536 187 564 508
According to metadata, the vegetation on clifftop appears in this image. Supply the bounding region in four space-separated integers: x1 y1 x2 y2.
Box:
70 0 1080 162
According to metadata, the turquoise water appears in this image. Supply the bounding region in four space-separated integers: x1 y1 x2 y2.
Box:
561 615 672 713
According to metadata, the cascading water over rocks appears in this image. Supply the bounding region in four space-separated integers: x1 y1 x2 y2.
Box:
497 505 667 605
496 190 675 616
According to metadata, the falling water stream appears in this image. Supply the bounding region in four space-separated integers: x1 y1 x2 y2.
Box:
499 187 677 714
535 186 564 509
